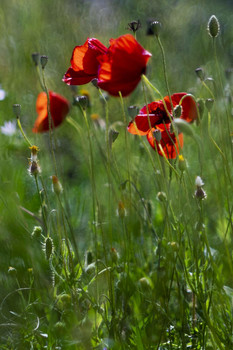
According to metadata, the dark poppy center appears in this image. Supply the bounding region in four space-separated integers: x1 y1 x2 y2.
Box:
153 107 171 124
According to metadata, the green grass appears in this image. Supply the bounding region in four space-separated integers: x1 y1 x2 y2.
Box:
0 0 233 349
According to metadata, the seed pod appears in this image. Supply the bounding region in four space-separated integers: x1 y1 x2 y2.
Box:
150 21 162 37
40 55 48 69
12 104 21 117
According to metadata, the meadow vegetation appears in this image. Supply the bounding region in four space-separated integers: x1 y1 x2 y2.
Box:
0 0 233 349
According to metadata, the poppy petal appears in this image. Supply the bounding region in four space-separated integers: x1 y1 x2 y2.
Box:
127 113 166 135
147 124 183 159
97 34 151 97
64 38 108 86
33 91 70 133
62 67 97 85
164 93 198 123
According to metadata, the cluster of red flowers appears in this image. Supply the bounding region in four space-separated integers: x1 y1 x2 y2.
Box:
63 34 152 97
33 34 151 133
32 34 197 160
128 93 198 159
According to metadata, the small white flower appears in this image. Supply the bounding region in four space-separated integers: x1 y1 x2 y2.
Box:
0 87 6 101
195 176 204 187
1 120 16 136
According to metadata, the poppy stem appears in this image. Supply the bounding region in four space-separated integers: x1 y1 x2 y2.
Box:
16 116 32 147
41 69 58 177
156 36 173 111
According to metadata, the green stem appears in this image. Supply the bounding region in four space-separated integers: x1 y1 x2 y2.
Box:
17 117 32 147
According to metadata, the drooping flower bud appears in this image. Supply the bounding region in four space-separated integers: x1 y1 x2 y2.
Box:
128 105 139 118
173 118 194 136
52 175 63 195
31 52 40 66
173 105 182 118
152 129 162 142
109 128 119 148
40 55 48 69
207 15 220 38
205 98 214 112
91 78 99 88
195 68 205 81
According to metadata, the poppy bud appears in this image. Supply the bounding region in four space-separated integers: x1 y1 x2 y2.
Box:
32 225 42 238
12 104 21 117
195 68 205 81
207 15 220 38
152 129 162 142
109 128 119 147
74 95 88 109
128 105 139 118
150 21 162 37
40 55 48 69
91 78 99 88
205 98 214 112
174 105 182 118
44 236 54 260
31 52 40 66
128 20 141 33
157 191 167 202
173 118 194 136
52 175 63 195
178 155 187 172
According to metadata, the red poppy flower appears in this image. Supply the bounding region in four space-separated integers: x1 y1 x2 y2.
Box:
63 38 108 85
32 91 69 133
127 93 198 158
97 34 152 97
